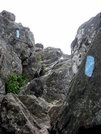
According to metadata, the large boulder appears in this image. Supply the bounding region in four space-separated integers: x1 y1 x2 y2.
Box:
35 47 63 65
71 12 101 75
0 37 22 95
51 19 101 134
0 94 50 134
0 10 73 134
41 57 72 103
19 78 44 97
21 46 73 102
34 47 73 102
1 10 15 21
35 43 44 52
0 10 36 93
0 10 35 61
0 37 22 76
22 55 43 80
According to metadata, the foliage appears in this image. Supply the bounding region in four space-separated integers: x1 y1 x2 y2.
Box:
37 55 42 61
5 74 28 94
43 66 46 70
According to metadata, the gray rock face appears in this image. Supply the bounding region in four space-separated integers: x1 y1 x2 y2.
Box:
19 78 44 97
0 37 22 75
4 10 101 134
20 47 72 104
0 10 73 134
42 57 72 103
1 10 15 21
35 47 63 64
22 47 72 102
1 93 50 134
51 13 101 134
0 11 35 61
71 12 101 75
0 37 22 95
22 55 42 80
35 43 44 52
0 10 35 94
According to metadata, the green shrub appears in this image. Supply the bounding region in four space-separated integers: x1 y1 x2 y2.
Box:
5 74 28 94
43 66 46 70
37 55 42 61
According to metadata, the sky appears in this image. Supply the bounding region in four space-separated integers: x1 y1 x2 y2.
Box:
0 0 101 54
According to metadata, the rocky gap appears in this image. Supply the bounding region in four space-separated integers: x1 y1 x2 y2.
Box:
78 125 101 134
1 10 101 134
1 127 15 134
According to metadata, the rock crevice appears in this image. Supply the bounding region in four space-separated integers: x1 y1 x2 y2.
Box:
1 10 101 134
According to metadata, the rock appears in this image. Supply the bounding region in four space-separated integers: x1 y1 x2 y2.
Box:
21 49 72 102
0 10 73 134
19 78 44 97
41 57 72 103
22 55 43 80
18 95 50 121
48 100 62 126
23 46 70 81
0 10 36 93
35 43 44 52
1 94 38 134
0 10 35 62
0 37 22 94
1 10 15 21
0 74 6 95
51 22 101 134
0 37 22 75
0 93 50 134
71 12 101 75
33 47 73 102
35 47 63 65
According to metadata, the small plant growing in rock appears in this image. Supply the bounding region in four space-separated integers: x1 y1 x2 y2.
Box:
43 66 46 70
37 55 42 61
5 74 28 94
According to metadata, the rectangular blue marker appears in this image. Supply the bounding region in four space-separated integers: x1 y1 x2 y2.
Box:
85 56 94 77
16 30 20 38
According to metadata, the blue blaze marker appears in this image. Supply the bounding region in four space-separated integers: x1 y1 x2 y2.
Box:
16 30 20 38
85 56 94 77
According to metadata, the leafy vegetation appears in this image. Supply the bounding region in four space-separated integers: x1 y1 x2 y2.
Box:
37 55 42 61
43 66 46 70
5 74 28 94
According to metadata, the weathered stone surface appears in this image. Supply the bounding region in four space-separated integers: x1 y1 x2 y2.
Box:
0 37 22 75
71 12 101 75
19 78 44 97
35 43 44 52
0 10 35 93
1 10 15 21
1 94 37 134
18 95 50 122
21 48 72 102
0 74 6 95
22 55 42 80
1 10 101 134
0 12 35 61
33 47 72 102
41 57 72 103
49 101 62 127
0 10 73 134
51 27 101 134
0 37 22 94
0 94 50 134
35 47 63 65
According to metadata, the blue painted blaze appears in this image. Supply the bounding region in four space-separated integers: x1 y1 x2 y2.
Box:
16 30 20 38
85 56 94 77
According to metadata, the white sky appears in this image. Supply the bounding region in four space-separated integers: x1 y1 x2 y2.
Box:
0 0 101 54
